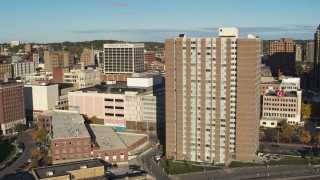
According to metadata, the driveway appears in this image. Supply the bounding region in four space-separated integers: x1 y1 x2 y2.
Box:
0 129 35 178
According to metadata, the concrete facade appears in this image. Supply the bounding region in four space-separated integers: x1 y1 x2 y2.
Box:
11 61 38 78
165 29 261 164
103 43 144 74
64 69 101 89
44 51 74 72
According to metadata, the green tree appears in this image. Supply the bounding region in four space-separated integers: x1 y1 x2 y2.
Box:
281 123 298 143
89 115 98 124
83 114 90 123
14 122 27 133
295 61 304 76
148 126 155 132
315 134 320 148
32 129 47 145
301 103 312 119
299 130 311 144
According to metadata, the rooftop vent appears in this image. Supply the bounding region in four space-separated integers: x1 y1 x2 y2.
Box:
80 165 88 169
46 171 54 176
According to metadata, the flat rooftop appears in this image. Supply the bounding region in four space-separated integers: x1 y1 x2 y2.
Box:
265 91 297 97
33 159 102 179
90 125 127 150
75 83 147 94
89 125 148 151
51 111 90 139
117 132 147 146
261 117 287 121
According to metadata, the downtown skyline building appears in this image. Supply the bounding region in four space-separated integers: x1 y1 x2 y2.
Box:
165 28 261 164
314 25 320 88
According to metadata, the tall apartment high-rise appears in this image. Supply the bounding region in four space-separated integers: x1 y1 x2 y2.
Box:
103 43 144 74
307 41 314 63
44 51 74 72
0 73 26 135
314 25 320 88
165 28 261 163
269 38 296 76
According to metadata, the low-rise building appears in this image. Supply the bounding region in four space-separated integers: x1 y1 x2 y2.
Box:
64 69 101 89
32 159 104 180
69 73 165 129
90 124 147 162
50 111 91 164
260 77 302 128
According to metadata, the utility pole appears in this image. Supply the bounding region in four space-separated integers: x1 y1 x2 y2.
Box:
277 128 280 145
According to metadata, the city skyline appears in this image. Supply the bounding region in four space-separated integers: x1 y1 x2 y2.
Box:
0 0 319 43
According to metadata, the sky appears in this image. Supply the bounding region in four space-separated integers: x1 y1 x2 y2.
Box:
0 0 319 43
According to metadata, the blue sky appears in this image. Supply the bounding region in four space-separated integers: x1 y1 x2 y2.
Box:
0 0 319 43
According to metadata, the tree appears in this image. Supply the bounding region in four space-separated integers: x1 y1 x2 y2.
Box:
14 122 27 133
259 130 265 141
83 114 90 123
301 103 312 119
149 126 155 132
89 115 98 124
281 123 298 143
295 61 304 76
315 134 320 148
299 130 311 144
32 129 47 145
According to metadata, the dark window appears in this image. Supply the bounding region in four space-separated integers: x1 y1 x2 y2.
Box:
105 113 114 116
115 99 124 102
115 106 124 109
115 114 124 117
105 98 113 101
105 106 114 109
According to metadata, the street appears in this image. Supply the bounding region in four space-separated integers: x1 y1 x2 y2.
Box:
137 143 169 180
0 129 35 179
177 165 318 180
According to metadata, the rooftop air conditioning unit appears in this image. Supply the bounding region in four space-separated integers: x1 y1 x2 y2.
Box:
46 171 54 176
80 165 88 169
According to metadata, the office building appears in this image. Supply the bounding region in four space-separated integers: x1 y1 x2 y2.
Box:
260 78 301 128
102 43 144 81
24 83 59 121
10 40 20 47
0 63 12 78
295 44 302 62
69 73 165 127
165 28 261 163
314 25 320 88
44 51 74 72
306 41 314 63
269 38 296 76
64 69 101 89
52 67 70 83
11 61 38 78
0 77 26 135
80 48 94 67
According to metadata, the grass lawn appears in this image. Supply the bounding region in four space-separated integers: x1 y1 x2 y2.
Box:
228 161 262 168
161 160 222 175
268 156 320 166
0 140 16 165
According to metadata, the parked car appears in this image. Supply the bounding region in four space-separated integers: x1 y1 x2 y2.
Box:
129 164 141 170
112 163 118 168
